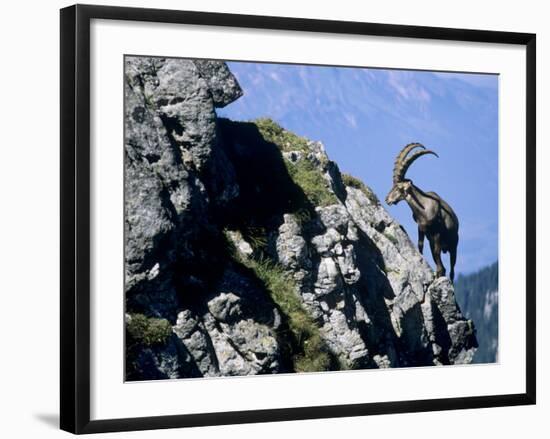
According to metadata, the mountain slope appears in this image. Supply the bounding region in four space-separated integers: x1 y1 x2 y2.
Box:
124 57 478 380
454 263 498 363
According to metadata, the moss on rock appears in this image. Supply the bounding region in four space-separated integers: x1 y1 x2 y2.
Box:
254 117 310 153
342 172 380 205
286 159 338 207
126 313 173 346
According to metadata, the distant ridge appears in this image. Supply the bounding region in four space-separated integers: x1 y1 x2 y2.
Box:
454 262 498 363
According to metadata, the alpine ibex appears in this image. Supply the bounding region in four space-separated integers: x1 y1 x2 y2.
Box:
385 143 459 282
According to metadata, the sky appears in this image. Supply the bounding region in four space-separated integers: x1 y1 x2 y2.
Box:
217 61 499 275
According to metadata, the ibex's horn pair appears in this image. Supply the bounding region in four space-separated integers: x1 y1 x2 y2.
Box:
392 143 439 183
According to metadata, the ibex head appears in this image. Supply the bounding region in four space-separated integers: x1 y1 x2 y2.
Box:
385 143 438 205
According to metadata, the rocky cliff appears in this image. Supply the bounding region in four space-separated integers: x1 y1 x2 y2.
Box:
124 56 477 380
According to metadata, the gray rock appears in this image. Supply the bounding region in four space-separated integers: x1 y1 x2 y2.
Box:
276 214 309 271
207 292 242 323
173 309 219 376
205 315 280 376
226 231 253 257
128 332 202 380
171 268 284 377
193 60 243 107
124 57 243 316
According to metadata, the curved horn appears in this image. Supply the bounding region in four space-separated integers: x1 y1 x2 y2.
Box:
398 149 439 181
392 143 425 183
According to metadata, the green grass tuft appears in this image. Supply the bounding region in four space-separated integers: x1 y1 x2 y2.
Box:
285 159 338 207
235 253 331 373
254 118 310 153
341 173 380 205
252 118 337 208
243 226 268 251
126 314 173 347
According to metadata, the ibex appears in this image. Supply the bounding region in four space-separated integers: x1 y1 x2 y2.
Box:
385 143 459 282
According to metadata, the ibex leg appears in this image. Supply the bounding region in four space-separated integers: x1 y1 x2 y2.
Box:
449 247 457 283
429 234 446 278
418 228 425 255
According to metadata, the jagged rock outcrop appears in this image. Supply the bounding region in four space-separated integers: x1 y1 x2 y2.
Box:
125 57 284 379
124 56 477 380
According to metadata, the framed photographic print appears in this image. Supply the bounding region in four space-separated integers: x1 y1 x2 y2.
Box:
60 4 536 434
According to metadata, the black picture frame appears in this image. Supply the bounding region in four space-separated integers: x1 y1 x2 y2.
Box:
60 4 536 434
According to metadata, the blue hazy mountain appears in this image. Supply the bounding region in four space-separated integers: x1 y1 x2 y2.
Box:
454 262 499 363
218 62 498 276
